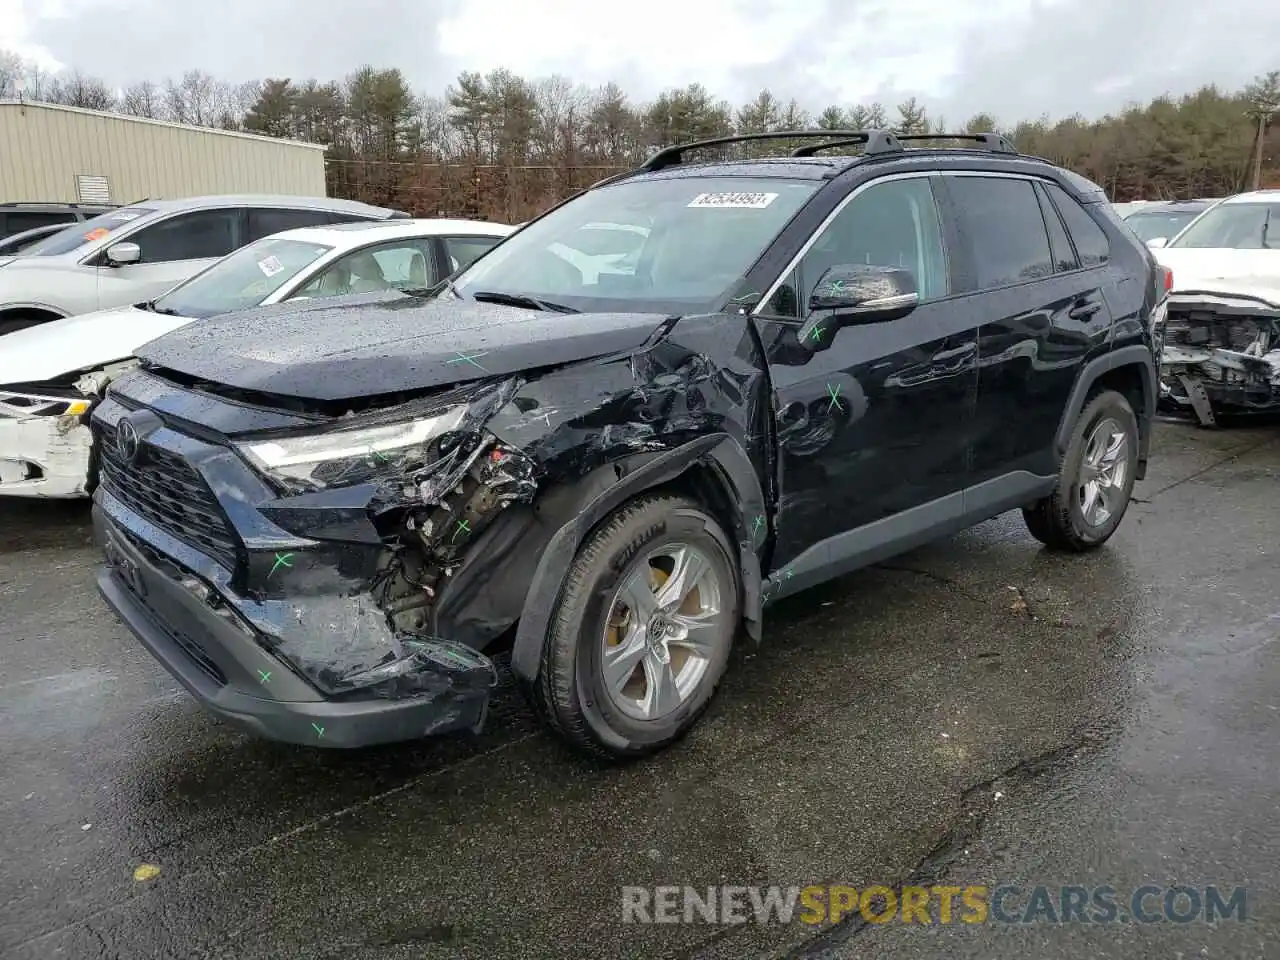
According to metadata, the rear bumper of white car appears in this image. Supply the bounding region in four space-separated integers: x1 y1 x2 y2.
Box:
0 415 94 498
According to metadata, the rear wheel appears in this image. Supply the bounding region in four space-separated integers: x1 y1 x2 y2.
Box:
1023 389 1138 551
529 494 740 761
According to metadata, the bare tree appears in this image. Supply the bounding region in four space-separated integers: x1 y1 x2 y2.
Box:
121 80 164 119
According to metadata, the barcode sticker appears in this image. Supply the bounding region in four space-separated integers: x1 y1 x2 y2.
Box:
687 192 778 209
258 255 285 277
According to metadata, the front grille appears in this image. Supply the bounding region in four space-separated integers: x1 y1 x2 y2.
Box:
96 421 240 571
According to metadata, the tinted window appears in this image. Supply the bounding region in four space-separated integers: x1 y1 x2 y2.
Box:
296 239 438 298
1045 183 1110 266
247 208 366 242
152 237 334 319
948 176 1052 288
23 206 156 257
444 236 503 273
3 211 77 235
762 177 948 318
1034 183 1078 272
131 209 242 262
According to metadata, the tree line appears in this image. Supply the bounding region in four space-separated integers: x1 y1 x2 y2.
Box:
2 49 1276 223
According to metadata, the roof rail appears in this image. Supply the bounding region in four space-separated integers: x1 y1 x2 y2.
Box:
638 130 881 172
869 132 1019 155
790 130 900 156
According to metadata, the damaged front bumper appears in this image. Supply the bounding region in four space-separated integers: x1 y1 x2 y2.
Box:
1157 292 1280 426
0 412 94 497
94 496 498 747
0 364 138 498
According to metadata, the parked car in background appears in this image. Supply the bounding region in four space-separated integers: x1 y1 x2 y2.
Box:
89 129 1160 761
1150 189 1280 425
0 218 512 498
1122 199 1220 245
0 201 118 240
0 195 409 335
0 222 66 255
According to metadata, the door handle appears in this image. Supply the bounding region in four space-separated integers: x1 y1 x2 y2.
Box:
1069 298 1102 320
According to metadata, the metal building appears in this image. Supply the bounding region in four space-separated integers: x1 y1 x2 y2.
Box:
0 100 327 204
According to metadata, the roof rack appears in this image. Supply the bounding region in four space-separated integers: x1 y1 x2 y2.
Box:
638 130 880 172
794 130 1019 157
636 129 1021 172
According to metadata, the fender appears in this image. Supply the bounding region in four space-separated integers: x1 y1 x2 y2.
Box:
1054 344 1157 480
509 433 767 685
0 300 68 317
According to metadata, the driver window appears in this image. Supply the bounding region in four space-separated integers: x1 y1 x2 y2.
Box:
295 240 436 298
762 177 948 319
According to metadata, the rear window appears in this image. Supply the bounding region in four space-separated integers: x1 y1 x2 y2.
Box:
23 207 156 257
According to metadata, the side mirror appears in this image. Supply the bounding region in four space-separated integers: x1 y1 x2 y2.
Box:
798 264 919 346
1146 237 1168 249
105 242 141 266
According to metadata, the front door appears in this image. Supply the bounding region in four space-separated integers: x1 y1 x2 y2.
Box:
752 173 977 592
95 208 245 310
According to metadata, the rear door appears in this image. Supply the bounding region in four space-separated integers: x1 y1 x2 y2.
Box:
938 172 1113 484
246 207 374 242
94 208 246 310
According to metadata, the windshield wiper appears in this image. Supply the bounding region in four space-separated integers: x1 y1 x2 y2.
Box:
150 303 183 316
1262 207 1272 249
471 290 579 314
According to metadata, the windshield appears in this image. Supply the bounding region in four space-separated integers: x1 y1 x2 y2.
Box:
1124 210 1203 243
22 207 156 257
151 237 334 319
451 176 819 313
1169 201 1280 249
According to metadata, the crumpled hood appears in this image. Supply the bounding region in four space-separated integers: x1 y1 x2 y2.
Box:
136 293 673 402
1155 248 1280 306
0 304 194 386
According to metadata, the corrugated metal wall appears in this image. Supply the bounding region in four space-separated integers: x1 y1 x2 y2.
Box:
0 101 327 203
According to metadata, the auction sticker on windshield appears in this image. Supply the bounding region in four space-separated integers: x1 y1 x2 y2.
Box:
257 255 285 277
687 192 778 209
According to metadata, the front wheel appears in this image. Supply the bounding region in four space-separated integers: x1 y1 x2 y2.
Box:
1023 388 1139 551
528 494 740 761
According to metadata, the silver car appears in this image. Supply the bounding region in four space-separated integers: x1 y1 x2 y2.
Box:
0 195 407 335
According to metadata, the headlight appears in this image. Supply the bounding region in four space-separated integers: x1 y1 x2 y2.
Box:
237 405 468 490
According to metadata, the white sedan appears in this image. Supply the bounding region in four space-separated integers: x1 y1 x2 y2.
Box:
0 217 513 498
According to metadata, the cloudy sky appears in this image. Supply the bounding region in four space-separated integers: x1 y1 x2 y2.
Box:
2 0 1278 124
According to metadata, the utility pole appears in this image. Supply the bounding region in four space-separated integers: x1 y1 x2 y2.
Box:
1252 110 1269 191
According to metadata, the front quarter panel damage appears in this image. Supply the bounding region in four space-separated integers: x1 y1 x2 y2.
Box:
199 312 772 711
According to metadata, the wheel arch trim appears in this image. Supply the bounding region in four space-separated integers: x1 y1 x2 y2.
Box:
510 433 766 685
1054 344 1156 480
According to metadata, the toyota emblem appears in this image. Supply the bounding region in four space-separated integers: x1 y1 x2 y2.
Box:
116 417 140 463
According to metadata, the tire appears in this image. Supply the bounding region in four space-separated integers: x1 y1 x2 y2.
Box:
528 494 741 761
1023 388 1139 552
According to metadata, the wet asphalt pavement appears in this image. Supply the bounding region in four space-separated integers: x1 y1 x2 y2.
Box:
1 420 1277 960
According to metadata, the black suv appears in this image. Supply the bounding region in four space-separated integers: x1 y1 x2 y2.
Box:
91 130 1163 761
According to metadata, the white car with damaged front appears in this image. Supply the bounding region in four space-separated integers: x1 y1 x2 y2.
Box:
0 217 513 498
1151 190 1280 425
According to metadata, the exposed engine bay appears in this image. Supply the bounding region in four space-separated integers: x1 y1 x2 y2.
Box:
1159 294 1280 426
370 433 539 639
